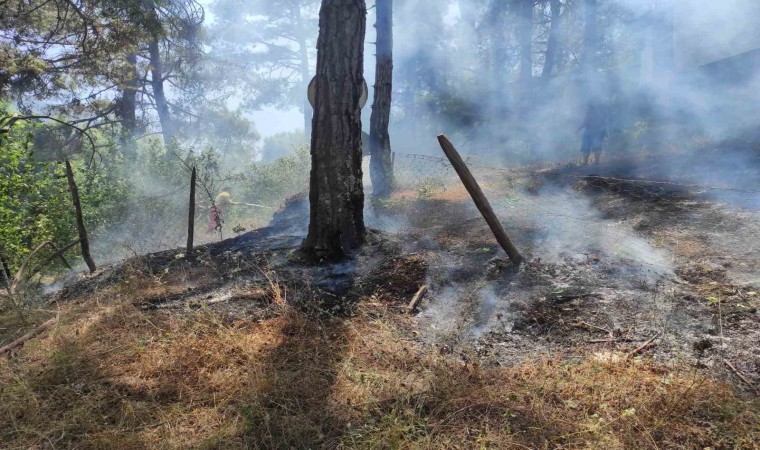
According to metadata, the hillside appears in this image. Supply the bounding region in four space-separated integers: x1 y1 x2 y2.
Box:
2 151 758 449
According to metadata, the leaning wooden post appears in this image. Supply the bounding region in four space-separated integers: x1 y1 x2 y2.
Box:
65 160 97 273
186 166 196 254
437 135 524 265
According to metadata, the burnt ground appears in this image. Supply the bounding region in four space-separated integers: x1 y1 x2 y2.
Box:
44 151 760 396
398 150 759 394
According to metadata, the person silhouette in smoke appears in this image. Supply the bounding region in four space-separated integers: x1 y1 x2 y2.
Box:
208 187 239 233
577 101 608 166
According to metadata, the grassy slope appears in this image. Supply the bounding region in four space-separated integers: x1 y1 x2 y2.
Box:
1 270 758 449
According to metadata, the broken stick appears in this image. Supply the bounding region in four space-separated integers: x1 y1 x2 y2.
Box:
0 314 59 356
65 160 96 273
10 240 78 294
723 359 759 394
437 135 524 265
407 285 429 313
626 332 661 359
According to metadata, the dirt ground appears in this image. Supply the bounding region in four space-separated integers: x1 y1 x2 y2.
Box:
3 151 759 448
38 150 760 398
397 152 760 393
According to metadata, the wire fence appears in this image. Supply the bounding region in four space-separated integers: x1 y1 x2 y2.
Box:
96 149 757 279
365 150 760 283
374 150 760 363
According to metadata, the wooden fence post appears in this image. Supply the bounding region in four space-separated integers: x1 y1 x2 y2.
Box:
437 135 524 265
187 166 196 254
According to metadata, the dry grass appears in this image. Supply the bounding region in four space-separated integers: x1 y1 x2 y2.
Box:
1 278 758 449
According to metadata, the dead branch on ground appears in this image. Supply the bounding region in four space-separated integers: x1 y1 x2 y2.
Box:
723 359 759 394
626 332 661 359
0 312 60 356
407 285 429 313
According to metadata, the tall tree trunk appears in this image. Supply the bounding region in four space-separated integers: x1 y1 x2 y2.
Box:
301 0 367 260
148 39 175 146
369 0 394 199
121 52 138 135
542 0 561 78
294 2 313 135
120 52 139 158
518 0 533 82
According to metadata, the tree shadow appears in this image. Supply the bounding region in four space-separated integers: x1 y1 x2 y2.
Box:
237 309 351 448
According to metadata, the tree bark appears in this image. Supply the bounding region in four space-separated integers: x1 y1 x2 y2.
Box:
369 0 394 199
148 39 175 147
518 0 534 82
65 160 96 274
120 51 139 159
542 0 561 78
121 52 138 136
301 0 367 260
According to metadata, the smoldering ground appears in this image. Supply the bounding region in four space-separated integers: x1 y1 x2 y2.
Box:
38 0 759 378
74 0 759 271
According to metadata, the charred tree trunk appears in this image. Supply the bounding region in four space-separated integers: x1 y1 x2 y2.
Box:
301 0 367 260
65 160 96 274
518 0 534 82
369 0 394 199
542 0 561 78
148 39 175 147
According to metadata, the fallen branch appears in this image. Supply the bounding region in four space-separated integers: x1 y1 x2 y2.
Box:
587 338 637 344
10 240 76 293
0 313 60 356
551 293 602 304
407 285 429 314
723 359 759 394
573 320 612 335
27 240 80 280
12 241 57 292
626 332 661 359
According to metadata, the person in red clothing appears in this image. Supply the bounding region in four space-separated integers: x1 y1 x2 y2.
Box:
208 187 238 233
